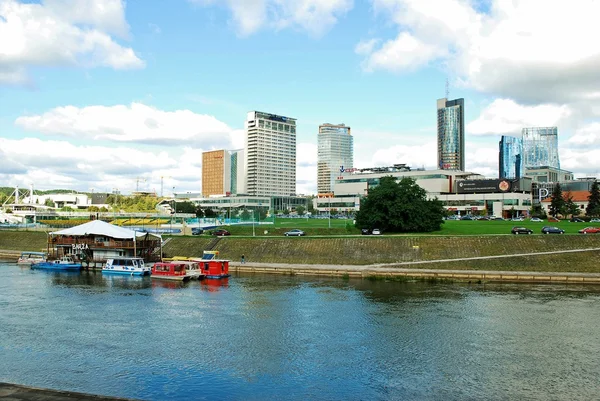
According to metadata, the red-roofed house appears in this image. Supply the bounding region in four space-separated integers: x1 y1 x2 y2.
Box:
541 190 591 216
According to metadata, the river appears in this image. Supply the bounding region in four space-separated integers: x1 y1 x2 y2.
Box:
1 262 599 400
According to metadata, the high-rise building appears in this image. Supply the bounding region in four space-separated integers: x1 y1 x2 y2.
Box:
245 111 297 197
317 123 353 194
437 98 465 171
202 149 245 197
522 127 560 169
499 136 523 179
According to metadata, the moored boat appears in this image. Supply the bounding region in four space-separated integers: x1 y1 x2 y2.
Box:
31 256 82 271
177 261 205 280
17 251 47 265
151 262 190 281
103 257 150 276
192 251 230 279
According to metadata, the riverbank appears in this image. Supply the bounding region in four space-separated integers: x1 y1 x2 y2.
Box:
0 382 138 400
2 230 600 277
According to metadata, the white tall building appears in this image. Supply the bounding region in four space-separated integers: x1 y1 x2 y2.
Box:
317 123 353 194
245 111 297 197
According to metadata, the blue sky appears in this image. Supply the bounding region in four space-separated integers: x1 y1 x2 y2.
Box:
2 0 600 195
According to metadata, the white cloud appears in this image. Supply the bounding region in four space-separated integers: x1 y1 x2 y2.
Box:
561 147 600 178
0 0 144 84
361 0 600 104
297 142 317 194
467 99 574 136
567 123 600 148
0 137 203 194
370 142 436 170
358 32 443 72
15 103 237 149
191 0 353 36
465 146 499 178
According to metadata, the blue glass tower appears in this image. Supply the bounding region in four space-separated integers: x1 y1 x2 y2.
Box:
499 136 523 179
437 98 465 171
522 127 560 169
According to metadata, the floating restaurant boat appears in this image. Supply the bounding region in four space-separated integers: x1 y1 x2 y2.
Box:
17 251 47 265
151 262 191 281
103 257 150 276
31 256 82 271
192 251 230 279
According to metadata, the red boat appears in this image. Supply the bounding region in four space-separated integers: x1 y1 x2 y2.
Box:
151 262 191 281
192 251 230 279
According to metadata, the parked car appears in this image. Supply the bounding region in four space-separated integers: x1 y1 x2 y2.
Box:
511 226 533 235
211 229 230 236
460 215 474 220
371 228 382 235
530 217 543 222
284 229 305 237
511 217 524 222
570 217 584 223
541 226 565 234
191 227 203 235
591 218 600 223
579 227 600 234
361 228 371 235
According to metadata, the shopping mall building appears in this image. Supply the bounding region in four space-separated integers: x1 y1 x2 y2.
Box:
314 165 534 218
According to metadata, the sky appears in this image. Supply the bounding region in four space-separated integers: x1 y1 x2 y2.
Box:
1 0 600 197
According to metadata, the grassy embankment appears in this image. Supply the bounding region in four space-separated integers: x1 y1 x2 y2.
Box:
1 226 599 273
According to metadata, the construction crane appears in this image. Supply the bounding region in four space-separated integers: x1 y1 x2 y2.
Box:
160 176 171 198
135 177 146 192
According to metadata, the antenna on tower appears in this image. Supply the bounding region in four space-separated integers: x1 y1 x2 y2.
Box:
445 78 450 99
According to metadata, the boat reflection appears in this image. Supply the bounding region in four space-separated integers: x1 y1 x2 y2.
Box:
200 277 229 292
151 279 190 290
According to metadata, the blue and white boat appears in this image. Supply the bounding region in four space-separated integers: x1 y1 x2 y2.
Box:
103 257 150 276
31 256 82 271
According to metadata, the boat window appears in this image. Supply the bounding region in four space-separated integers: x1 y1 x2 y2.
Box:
204 263 209 270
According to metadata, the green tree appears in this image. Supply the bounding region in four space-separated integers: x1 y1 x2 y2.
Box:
586 180 600 217
564 192 580 217
549 183 565 217
44 198 54 207
354 176 445 233
296 205 306 216
240 209 251 220
204 208 217 218
530 204 547 219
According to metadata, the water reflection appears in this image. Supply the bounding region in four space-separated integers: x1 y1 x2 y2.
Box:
2 264 600 401
200 277 229 292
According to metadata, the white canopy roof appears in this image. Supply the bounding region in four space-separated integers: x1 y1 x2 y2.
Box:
50 220 161 240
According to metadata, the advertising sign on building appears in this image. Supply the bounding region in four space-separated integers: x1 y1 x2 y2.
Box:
456 179 513 194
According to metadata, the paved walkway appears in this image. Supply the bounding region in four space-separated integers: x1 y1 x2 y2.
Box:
0 383 138 401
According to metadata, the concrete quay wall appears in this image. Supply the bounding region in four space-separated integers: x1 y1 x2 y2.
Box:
230 262 600 284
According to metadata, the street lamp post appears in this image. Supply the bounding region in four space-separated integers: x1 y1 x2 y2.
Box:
328 196 331 229
252 210 255 237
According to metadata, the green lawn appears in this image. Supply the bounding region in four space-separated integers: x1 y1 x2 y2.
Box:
209 218 595 237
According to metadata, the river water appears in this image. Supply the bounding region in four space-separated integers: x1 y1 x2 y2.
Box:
1 262 599 401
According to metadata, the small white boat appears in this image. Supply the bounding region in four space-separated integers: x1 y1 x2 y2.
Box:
17 251 47 265
178 261 205 280
103 257 150 276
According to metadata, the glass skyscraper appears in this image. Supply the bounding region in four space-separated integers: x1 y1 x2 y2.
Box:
317 123 353 194
522 127 560 169
499 136 523 179
437 98 465 171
